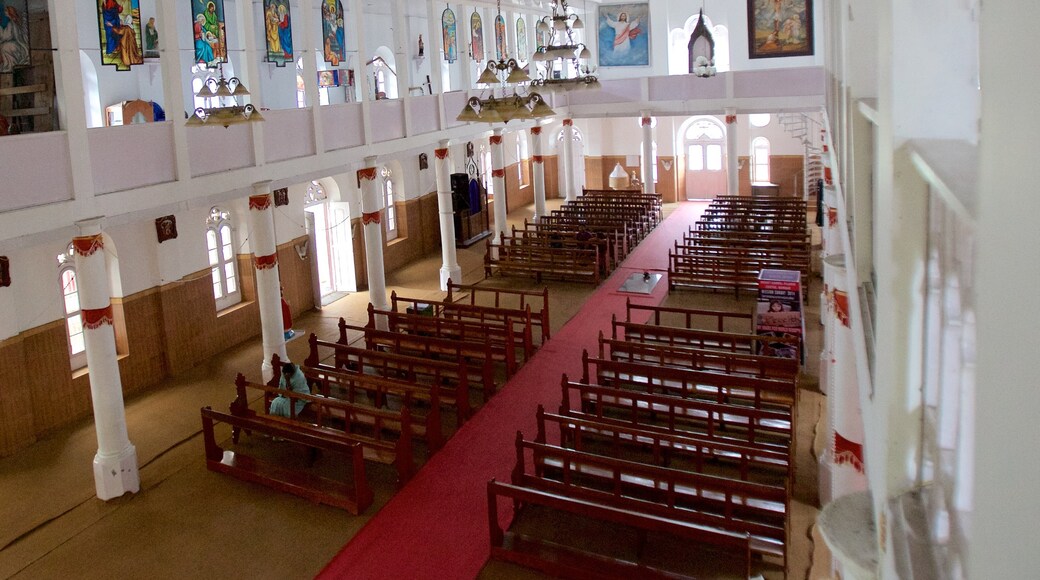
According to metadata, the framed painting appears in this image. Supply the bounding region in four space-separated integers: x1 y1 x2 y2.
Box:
747 0 813 58
320 0 344 66
494 14 506 61
597 3 650 67
263 0 293 67
470 11 483 62
1 0 30 73
192 0 227 68
516 17 527 62
442 7 457 63
97 0 144 71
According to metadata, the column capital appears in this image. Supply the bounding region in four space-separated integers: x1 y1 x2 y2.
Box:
438 138 451 148
252 180 273 195
492 127 504 137
75 217 105 236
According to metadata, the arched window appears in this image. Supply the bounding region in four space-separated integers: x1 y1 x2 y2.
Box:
480 145 494 200
296 57 307 108
206 207 241 310
516 133 529 185
751 137 771 183
749 113 771 127
382 167 398 241
57 245 87 369
305 180 327 204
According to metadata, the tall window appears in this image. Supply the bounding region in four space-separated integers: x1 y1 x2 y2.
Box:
382 167 398 241
751 137 771 182
207 207 241 310
57 245 87 369
517 133 529 185
295 58 307 108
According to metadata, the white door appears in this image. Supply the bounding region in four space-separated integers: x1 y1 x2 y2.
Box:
684 118 727 200
557 129 586 195
306 201 357 301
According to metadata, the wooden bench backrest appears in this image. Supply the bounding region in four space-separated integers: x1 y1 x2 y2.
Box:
446 279 551 342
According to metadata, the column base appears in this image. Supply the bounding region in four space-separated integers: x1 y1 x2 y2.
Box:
93 444 140 500
439 265 462 290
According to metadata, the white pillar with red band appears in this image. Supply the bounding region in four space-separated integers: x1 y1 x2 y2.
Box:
725 108 739 196
822 143 841 259
640 112 656 195
531 125 547 221
561 118 576 201
72 220 140 501
821 253 868 505
490 129 508 251
434 141 461 289
248 183 287 381
359 162 390 323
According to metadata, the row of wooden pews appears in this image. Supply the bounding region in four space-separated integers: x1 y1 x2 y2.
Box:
201 280 549 513
485 189 662 284
488 301 798 579
669 196 811 297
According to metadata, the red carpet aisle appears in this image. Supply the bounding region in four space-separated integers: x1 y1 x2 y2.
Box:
318 202 708 580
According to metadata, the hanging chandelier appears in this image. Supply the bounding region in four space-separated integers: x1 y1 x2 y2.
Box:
531 0 599 92
456 2 556 124
186 65 264 128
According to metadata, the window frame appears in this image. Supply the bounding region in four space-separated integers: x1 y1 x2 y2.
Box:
751 136 771 183
206 207 242 311
381 167 398 241
57 249 88 370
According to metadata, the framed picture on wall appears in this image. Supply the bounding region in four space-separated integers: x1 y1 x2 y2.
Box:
747 0 813 59
597 3 650 67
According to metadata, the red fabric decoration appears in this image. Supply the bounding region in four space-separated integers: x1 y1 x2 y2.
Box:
249 194 272 211
253 253 278 270
563 119 573 126
531 126 542 135
532 155 544 164
362 211 381 225
435 148 449 159
834 432 865 473
827 207 838 228
82 305 114 329
725 114 737 124
72 235 104 257
281 297 293 331
357 167 378 183
489 135 503 145
833 289 851 328
641 117 651 126
491 169 505 178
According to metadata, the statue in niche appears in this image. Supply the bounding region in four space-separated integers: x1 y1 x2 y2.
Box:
144 16 159 57
417 34 424 57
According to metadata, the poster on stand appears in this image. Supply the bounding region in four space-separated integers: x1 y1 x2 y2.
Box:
756 269 804 361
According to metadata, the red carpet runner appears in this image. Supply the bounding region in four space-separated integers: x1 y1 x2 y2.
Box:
318 202 708 580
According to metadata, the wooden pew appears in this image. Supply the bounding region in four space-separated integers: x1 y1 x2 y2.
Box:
520 218 629 263
536 405 790 486
581 349 798 409
507 225 615 274
201 406 374 514
614 316 802 361
512 433 789 572
339 319 498 400
229 373 418 484
305 333 472 425
599 332 799 381
446 279 551 343
370 303 521 376
485 237 601 286
487 479 753 580
390 290 535 359
562 377 793 452
668 249 808 298
626 299 754 334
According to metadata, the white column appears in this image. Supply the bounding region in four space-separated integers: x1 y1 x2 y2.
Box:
426 0 445 93
391 0 409 98
640 112 656 194
359 163 390 320
349 0 371 102
247 184 287 381
531 125 547 221
725 108 739 196
490 129 508 249
821 253 868 506
72 222 139 501
561 118 576 201
822 145 840 259
435 141 462 288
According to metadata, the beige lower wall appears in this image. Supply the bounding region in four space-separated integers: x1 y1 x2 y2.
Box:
0 236 314 457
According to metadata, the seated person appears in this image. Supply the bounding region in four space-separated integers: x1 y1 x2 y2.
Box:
269 362 312 418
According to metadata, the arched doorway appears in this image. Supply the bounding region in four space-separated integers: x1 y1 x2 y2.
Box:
681 116 727 200
304 178 357 306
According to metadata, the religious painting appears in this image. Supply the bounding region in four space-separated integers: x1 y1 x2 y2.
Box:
418 153 428 171
516 17 527 63
263 0 293 67
191 0 227 68
747 0 813 58
273 187 289 206
97 0 144 71
597 3 650 67
320 0 345 66
470 10 483 62
143 15 159 58
494 14 506 61
0 0 30 73
0 256 9 287
441 7 457 63
155 215 177 243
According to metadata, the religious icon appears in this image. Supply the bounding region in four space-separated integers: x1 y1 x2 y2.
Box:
0 0 29 74
597 3 650 67
144 16 159 58
97 0 145 71
470 10 483 62
155 215 178 243
417 34 424 57
494 14 506 61
441 8 457 63
516 17 527 62
191 0 227 68
263 0 293 66
321 0 345 66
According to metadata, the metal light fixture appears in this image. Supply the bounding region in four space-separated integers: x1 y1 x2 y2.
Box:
186 65 264 128
530 0 599 93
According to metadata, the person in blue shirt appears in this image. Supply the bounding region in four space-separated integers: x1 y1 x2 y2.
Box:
269 362 311 418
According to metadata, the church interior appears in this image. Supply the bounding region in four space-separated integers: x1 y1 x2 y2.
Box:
0 0 1035 579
